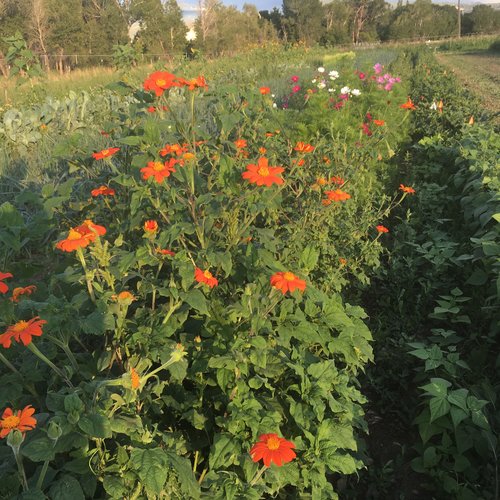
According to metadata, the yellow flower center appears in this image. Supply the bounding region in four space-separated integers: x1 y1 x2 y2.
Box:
257 166 270 177
266 436 280 450
1 415 20 429
283 272 296 281
67 229 83 240
203 270 213 279
152 161 165 171
156 79 167 87
101 149 110 156
11 321 28 332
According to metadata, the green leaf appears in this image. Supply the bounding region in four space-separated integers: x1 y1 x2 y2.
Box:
0 201 24 227
420 378 451 397
185 289 209 315
22 437 55 462
118 135 143 146
209 434 240 470
325 453 360 474
429 396 450 423
300 246 319 271
103 476 127 498
78 414 112 439
129 448 168 496
447 388 469 412
49 475 85 500
450 407 468 428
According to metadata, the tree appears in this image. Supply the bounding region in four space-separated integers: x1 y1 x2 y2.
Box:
27 0 49 69
349 0 388 44
163 0 187 53
282 0 325 44
463 5 500 35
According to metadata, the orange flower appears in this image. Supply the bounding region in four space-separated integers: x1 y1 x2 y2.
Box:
112 291 135 302
324 189 351 203
259 86 271 95
56 228 92 252
147 106 156 113
143 71 181 97
234 139 247 149
323 156 331 165
250 433 296 467
294 142 315 153
0 272 13 294
339 257 347 266
242 157 284 187
468 116 474 125
76 220 107 240
292 159 305 167
400 97 416 110
399 184 415 194
0 405 37 438
437 100 443 113
195 268 218 288
159 143 188 157
144 220 158 234
184 75 208 91
270 271 306 294
258 147 267 154
330 176 345 185
157 248 175 257
373 120 385 126
130 367 140 389
91 186 115 197
92 147 120 160
141 159 177 183
0 317 46 348
183 152 195 162
376 225 389 233
265 132 274 137
10 285 36 303
316 177 328 186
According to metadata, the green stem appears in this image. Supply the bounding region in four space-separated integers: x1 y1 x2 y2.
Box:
249 465 268 486
76 247 96 303
0 352 39 399
45 334 78 372
36 457 50 490
13 446 28 492
26 343 74 388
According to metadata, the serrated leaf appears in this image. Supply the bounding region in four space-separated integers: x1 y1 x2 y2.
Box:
21 437 55 462
185 289 209 315
78 414 112 438
49 475 84 500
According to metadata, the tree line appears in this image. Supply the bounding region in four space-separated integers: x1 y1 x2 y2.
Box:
0 0 499 68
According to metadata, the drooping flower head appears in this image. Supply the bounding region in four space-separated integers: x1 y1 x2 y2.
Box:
91 186 116 197
141 159 177 183
0 405 37 439
294 142 315 154
194 268 218 288
130 367 140 390
399 184 416 194
11 286 36 303
400 97 417 110
376 225 389 233
323 189 351 204
0 317 46 348
242 157 284 187
250 433 296 467
270 272 306 295
0 272 13 294
92 148 120 160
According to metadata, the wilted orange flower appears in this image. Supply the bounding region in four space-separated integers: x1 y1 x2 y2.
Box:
399 184 416 194
259 86 271 95
195 268 218 288
147 106 156 113
0 405 37 438
437 100 443 113
143 71 181 97
0 272 13 294
157 248 175 257
259 147 267 154
234 139 247 149
265 132 274 137
400 97 416 110
183 75 208 91
0 317 46 348
130 367 140 389
316 177 328 186
468 116 474 125
323 156 331 165
330 176 345 185
183 152 195 161
324 189 351 203
144 220 158 233
11 286 36 303
270 271 306 294
250 433 296 467
92 147 120 160
91 186 115 197
373 120 385 126
112 291 135 302
141 159 177 183
242 157 284 187
376 225 389 233
339 257 347 266
292 159 305 167
294 142 315 153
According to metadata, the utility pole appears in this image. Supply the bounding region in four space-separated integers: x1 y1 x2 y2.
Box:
457 0 461 38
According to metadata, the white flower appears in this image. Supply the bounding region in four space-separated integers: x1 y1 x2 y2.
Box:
329 70 339 79
271 94 275 98
312 79 317 84
430 101 437 110
317 67 325 73
328 88 335 92
317 82 326 89
351 89 361 96
273 103 277 108
340 86 351 94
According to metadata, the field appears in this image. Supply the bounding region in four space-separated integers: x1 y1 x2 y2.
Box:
0 44 499 499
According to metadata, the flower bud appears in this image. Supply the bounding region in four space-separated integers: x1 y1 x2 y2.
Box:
7 429 24 449
47 420 63 441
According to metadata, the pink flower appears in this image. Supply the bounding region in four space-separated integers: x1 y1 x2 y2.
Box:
384 83 393 91
359 72 366 80
374 63 383 74
291 75 299 83
376 76 385 84
292 85 301 93
339 93 349 101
